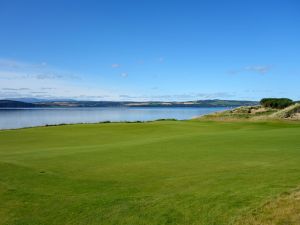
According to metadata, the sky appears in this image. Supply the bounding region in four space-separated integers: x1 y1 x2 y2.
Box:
0 0 299 101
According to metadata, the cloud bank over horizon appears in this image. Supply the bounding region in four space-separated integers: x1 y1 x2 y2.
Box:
0 58 297 101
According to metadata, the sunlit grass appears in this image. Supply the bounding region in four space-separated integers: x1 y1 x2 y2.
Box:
1 120 300 225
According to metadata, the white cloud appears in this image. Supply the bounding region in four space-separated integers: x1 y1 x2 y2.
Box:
244 65 271 74
0 58 48 70
0 59 80 81
0 58 28 69
41 87 56 90
0 80 118 100
229 65 272 75
0 71 79 81
196 92 236 99
111 63 121 68
0 58 239 101
118 92 236 101
0 58 111 100
1 88 30 91
120 72 128 77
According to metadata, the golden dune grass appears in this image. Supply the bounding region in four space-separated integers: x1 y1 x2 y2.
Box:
235 189 300 225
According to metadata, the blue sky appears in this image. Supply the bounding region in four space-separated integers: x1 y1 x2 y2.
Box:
0 0 299 101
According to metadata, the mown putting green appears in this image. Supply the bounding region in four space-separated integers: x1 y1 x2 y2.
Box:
1 120 300 225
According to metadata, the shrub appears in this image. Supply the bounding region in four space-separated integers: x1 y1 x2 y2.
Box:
260 98 294 109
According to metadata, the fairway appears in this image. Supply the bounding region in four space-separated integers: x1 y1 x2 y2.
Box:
1 120 300 225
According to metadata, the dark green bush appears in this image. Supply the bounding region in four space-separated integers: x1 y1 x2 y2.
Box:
260 98 294 109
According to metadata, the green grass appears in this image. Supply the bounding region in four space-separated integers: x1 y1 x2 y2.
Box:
1 120 300 225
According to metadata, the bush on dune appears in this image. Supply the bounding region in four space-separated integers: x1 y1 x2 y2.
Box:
260 98 294 109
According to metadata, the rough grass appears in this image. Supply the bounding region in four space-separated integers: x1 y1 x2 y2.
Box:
270 103 300 119
1 120 300 225
199 104 300 121
235 188 300 225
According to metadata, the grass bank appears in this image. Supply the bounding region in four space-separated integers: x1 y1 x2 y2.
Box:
199 103 300 121
1 120 300 224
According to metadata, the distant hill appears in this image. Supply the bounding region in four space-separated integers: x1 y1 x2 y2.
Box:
0 99 258 108
5 98 77 103
0 100 36 108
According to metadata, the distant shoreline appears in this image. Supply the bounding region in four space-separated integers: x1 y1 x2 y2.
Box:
0 119 181 131
0 99 258 108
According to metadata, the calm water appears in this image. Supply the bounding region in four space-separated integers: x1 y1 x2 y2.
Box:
0 107 228 130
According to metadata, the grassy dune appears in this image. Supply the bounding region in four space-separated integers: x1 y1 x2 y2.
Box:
1 120 300 225
200 103 300 121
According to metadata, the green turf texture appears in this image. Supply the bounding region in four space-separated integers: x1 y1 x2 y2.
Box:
1 120 300 225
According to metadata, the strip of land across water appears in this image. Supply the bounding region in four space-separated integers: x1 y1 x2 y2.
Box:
0 99 258 108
